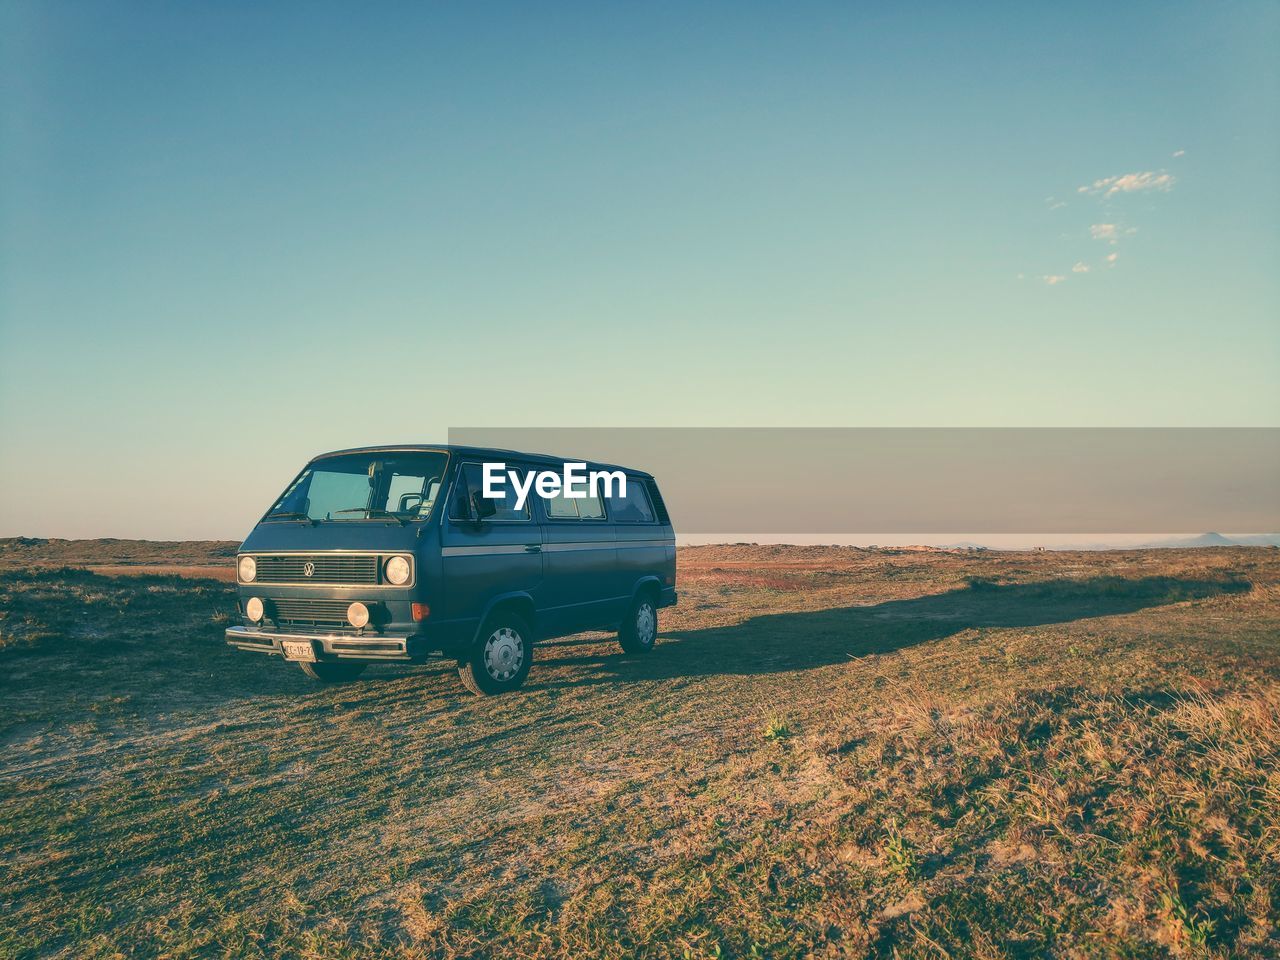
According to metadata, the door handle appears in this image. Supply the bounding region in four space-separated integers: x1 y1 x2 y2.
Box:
525 545 542 553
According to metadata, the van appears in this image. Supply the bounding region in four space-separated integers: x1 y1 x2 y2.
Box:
225 445 677 695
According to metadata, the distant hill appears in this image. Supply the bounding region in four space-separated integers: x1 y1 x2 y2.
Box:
1 534 1274 569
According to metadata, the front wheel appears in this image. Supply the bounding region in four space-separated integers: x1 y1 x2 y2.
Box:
618 593 658 654
458 614 533 696
299 661 368 683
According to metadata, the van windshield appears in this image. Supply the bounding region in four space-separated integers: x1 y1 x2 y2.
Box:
265 452 449 522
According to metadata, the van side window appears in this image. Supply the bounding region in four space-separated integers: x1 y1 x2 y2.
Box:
544 489 606 520
607 479 656 523
449 463 531 522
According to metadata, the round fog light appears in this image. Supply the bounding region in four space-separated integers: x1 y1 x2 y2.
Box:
237 556 257 583
245 597 264 622
347 602 370 629
384 555 411 585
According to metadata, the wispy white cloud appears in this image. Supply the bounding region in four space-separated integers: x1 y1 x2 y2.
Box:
1079 170 1176 197
1030 156 1177 286
1090 223 1137 244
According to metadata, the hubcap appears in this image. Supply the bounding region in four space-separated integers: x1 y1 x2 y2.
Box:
483 626 524 681
635 602 656 646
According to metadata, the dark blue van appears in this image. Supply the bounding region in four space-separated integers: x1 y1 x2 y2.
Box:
225 445 677 695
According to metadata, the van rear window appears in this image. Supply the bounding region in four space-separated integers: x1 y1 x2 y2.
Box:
607 480 656 523
645 480 671 524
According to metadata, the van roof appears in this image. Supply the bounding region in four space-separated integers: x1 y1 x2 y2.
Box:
310 444 653 478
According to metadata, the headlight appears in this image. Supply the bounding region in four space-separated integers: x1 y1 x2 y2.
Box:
384 555 411 585
237 556 257 583
347 602 370 628
245 597 264 622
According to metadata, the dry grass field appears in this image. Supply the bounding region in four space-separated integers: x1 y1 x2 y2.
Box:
0 537 238 569
2 543 1278 958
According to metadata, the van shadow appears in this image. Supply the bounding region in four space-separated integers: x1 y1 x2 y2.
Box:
537 576 1247 686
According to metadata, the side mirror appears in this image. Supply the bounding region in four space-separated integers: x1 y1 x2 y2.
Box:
472 491 498 520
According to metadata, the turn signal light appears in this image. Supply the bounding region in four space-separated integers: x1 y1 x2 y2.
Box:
412 603 430 622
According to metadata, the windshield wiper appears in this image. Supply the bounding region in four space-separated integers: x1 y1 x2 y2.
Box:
330 508 409 526
265 511 318 525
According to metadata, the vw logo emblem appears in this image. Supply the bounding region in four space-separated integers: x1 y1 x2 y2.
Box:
303 561 315 578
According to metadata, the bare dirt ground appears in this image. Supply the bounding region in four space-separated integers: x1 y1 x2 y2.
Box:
1 543 1278 958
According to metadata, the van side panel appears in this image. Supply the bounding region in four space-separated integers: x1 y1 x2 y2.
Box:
612 476 677 617
614 528 674 611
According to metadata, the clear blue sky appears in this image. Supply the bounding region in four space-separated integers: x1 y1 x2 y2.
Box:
1 1 1277 539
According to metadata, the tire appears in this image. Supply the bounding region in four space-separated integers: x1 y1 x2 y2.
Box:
458 613 533 696
618 591 658 654
299 660 368 683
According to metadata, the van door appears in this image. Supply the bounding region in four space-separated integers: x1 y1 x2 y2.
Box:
438 462 543 645
537 479 620 637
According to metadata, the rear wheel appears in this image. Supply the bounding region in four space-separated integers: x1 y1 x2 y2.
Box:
298 661 368 683
618 592 658 654
458 613 533 696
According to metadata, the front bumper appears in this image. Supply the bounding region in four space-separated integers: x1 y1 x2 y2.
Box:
225 625 426 662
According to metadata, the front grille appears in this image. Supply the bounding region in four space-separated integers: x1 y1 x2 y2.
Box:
269 598 361 627
254 554 381 584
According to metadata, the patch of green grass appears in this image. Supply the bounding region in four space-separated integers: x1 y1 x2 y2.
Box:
762 716 793 741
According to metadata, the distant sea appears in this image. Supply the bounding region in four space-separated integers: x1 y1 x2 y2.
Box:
676 533 1280 551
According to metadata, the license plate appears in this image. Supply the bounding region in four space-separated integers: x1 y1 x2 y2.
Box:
281 639 317 662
